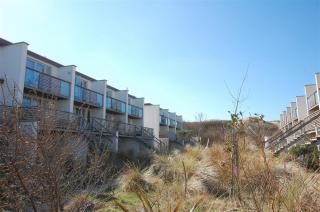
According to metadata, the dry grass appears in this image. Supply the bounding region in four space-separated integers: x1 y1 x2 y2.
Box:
99 139 320 211
119 165 152 192
41 116 319 211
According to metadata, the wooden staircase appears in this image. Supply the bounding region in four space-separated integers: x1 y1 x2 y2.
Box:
267 110 320 154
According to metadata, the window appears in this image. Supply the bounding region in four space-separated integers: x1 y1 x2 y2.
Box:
96 94 103 107
121 102 126 112
22 97 31 107
74 86 82 100
60 81 70 97
25 68 39 88
106 97 112 109
26 58 51 73
75 75 87 88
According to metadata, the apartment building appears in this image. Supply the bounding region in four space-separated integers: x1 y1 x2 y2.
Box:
0 37 184 154
268 73 320 155
144 104 183 142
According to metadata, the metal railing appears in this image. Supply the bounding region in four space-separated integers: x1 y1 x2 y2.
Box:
268 109 320 150
128 104 143 118
24 68 71 98
160 115 168 125
106 96 126 113
74 86 103 108
0 105 153 138
169 119 176 127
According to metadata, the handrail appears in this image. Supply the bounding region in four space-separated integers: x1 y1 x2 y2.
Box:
267 110 320 148
26 67 70 84
25 68 71 98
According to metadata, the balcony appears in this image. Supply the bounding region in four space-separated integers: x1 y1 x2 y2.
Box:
160 115 168 126
24 68 70 98
169 119 177 128
177 121 182 130
128 104 143 119
74 86 103 108
292 108 298 121
106 96 126 114
307 91 319 111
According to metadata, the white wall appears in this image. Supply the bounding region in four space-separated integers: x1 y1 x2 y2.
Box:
296 96 308 121
304 84 317 114
290 102 298 122
280 114 284 128
315 73 320 104
91 80 107 119
56 65 76 112
128 96 144 127
143 104 160 139
286 107 292 124
0 42 28 105
176 115 183 130
160 108 169 138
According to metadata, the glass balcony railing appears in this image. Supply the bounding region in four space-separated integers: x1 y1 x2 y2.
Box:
106 96 126 113
160 115 168 125
74 85 103 108
128 104 143 118
24 68 70 98
169 119 177 127
307 91 318 110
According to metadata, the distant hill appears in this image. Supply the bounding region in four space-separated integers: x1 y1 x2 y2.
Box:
184 117 279 145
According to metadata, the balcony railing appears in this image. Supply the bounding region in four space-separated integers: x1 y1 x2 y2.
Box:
24 68 70 98
74 86 103 108
106 96 126 113
177 121 182 129
160 115 168 125
128 104 143 118
0 105 154 139
169 119 177 127
307 91 318 110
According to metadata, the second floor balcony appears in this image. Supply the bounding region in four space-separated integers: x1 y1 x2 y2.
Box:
160 115 168 126
106 96 126 114
128 104 143 119
24 68 70 99
169 119 177 128
74 86 103 108
307 91 319 110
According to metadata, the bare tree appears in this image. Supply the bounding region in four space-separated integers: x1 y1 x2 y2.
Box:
226 68 249 200
194 112 207 143
0 84 112 211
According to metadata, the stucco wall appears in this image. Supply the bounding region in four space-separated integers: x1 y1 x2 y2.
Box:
296 96 308 121
0 42 28 105
143 104 160 139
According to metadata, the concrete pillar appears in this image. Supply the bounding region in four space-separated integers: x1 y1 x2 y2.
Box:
0 42 28 105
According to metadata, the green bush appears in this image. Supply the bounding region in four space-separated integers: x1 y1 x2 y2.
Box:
289 144 320 171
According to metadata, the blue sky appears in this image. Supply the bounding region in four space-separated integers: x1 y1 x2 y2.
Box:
0 0 319 121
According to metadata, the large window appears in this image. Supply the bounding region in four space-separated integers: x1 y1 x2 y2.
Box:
75 75 88 88
128 104 143 118
74 86 82 100
96 94 103 107
106 97 126 113
26 58 51 73
60 81 70 97
25 68 39 88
